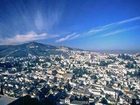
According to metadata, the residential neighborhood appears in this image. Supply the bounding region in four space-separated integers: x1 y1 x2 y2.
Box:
0 46 140 105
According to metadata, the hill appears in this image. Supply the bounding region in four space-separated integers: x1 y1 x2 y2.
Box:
0 42 78 58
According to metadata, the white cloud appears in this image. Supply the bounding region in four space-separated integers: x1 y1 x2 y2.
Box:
0 31 48 45
55 16 140 43
87 23 117 34
85 16 140 36
101 26 139 37
69 34 80 40
67 16 140 39
118 16 140 24
56 33 79 42
35 11 44 30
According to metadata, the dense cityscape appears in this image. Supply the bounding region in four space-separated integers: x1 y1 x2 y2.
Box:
0 42 140 105
0 0 140 105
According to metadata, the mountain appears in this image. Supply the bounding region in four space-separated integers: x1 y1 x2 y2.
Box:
0 42 76 58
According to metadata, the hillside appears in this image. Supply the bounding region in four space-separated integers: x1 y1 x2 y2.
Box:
0 42 77 58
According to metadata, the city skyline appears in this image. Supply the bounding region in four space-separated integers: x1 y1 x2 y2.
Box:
0 0 140 50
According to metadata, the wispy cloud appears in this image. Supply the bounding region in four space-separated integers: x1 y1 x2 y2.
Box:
102 29 127 37
55 16 140 43
87 26 108 34
87 16 140 35
101 26 139 37
87 22 120 34
118 16 140 24
34 1 65 31
0 31 49 45
35 11 44 30
34 9 62 31
69 16 140 41
56 33 80 42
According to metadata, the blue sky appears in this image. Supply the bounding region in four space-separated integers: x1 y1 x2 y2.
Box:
0 0 140 50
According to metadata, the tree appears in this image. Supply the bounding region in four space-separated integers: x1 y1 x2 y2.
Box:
100 97 108 104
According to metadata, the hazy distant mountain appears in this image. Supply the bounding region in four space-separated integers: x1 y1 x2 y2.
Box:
0 42 77 58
